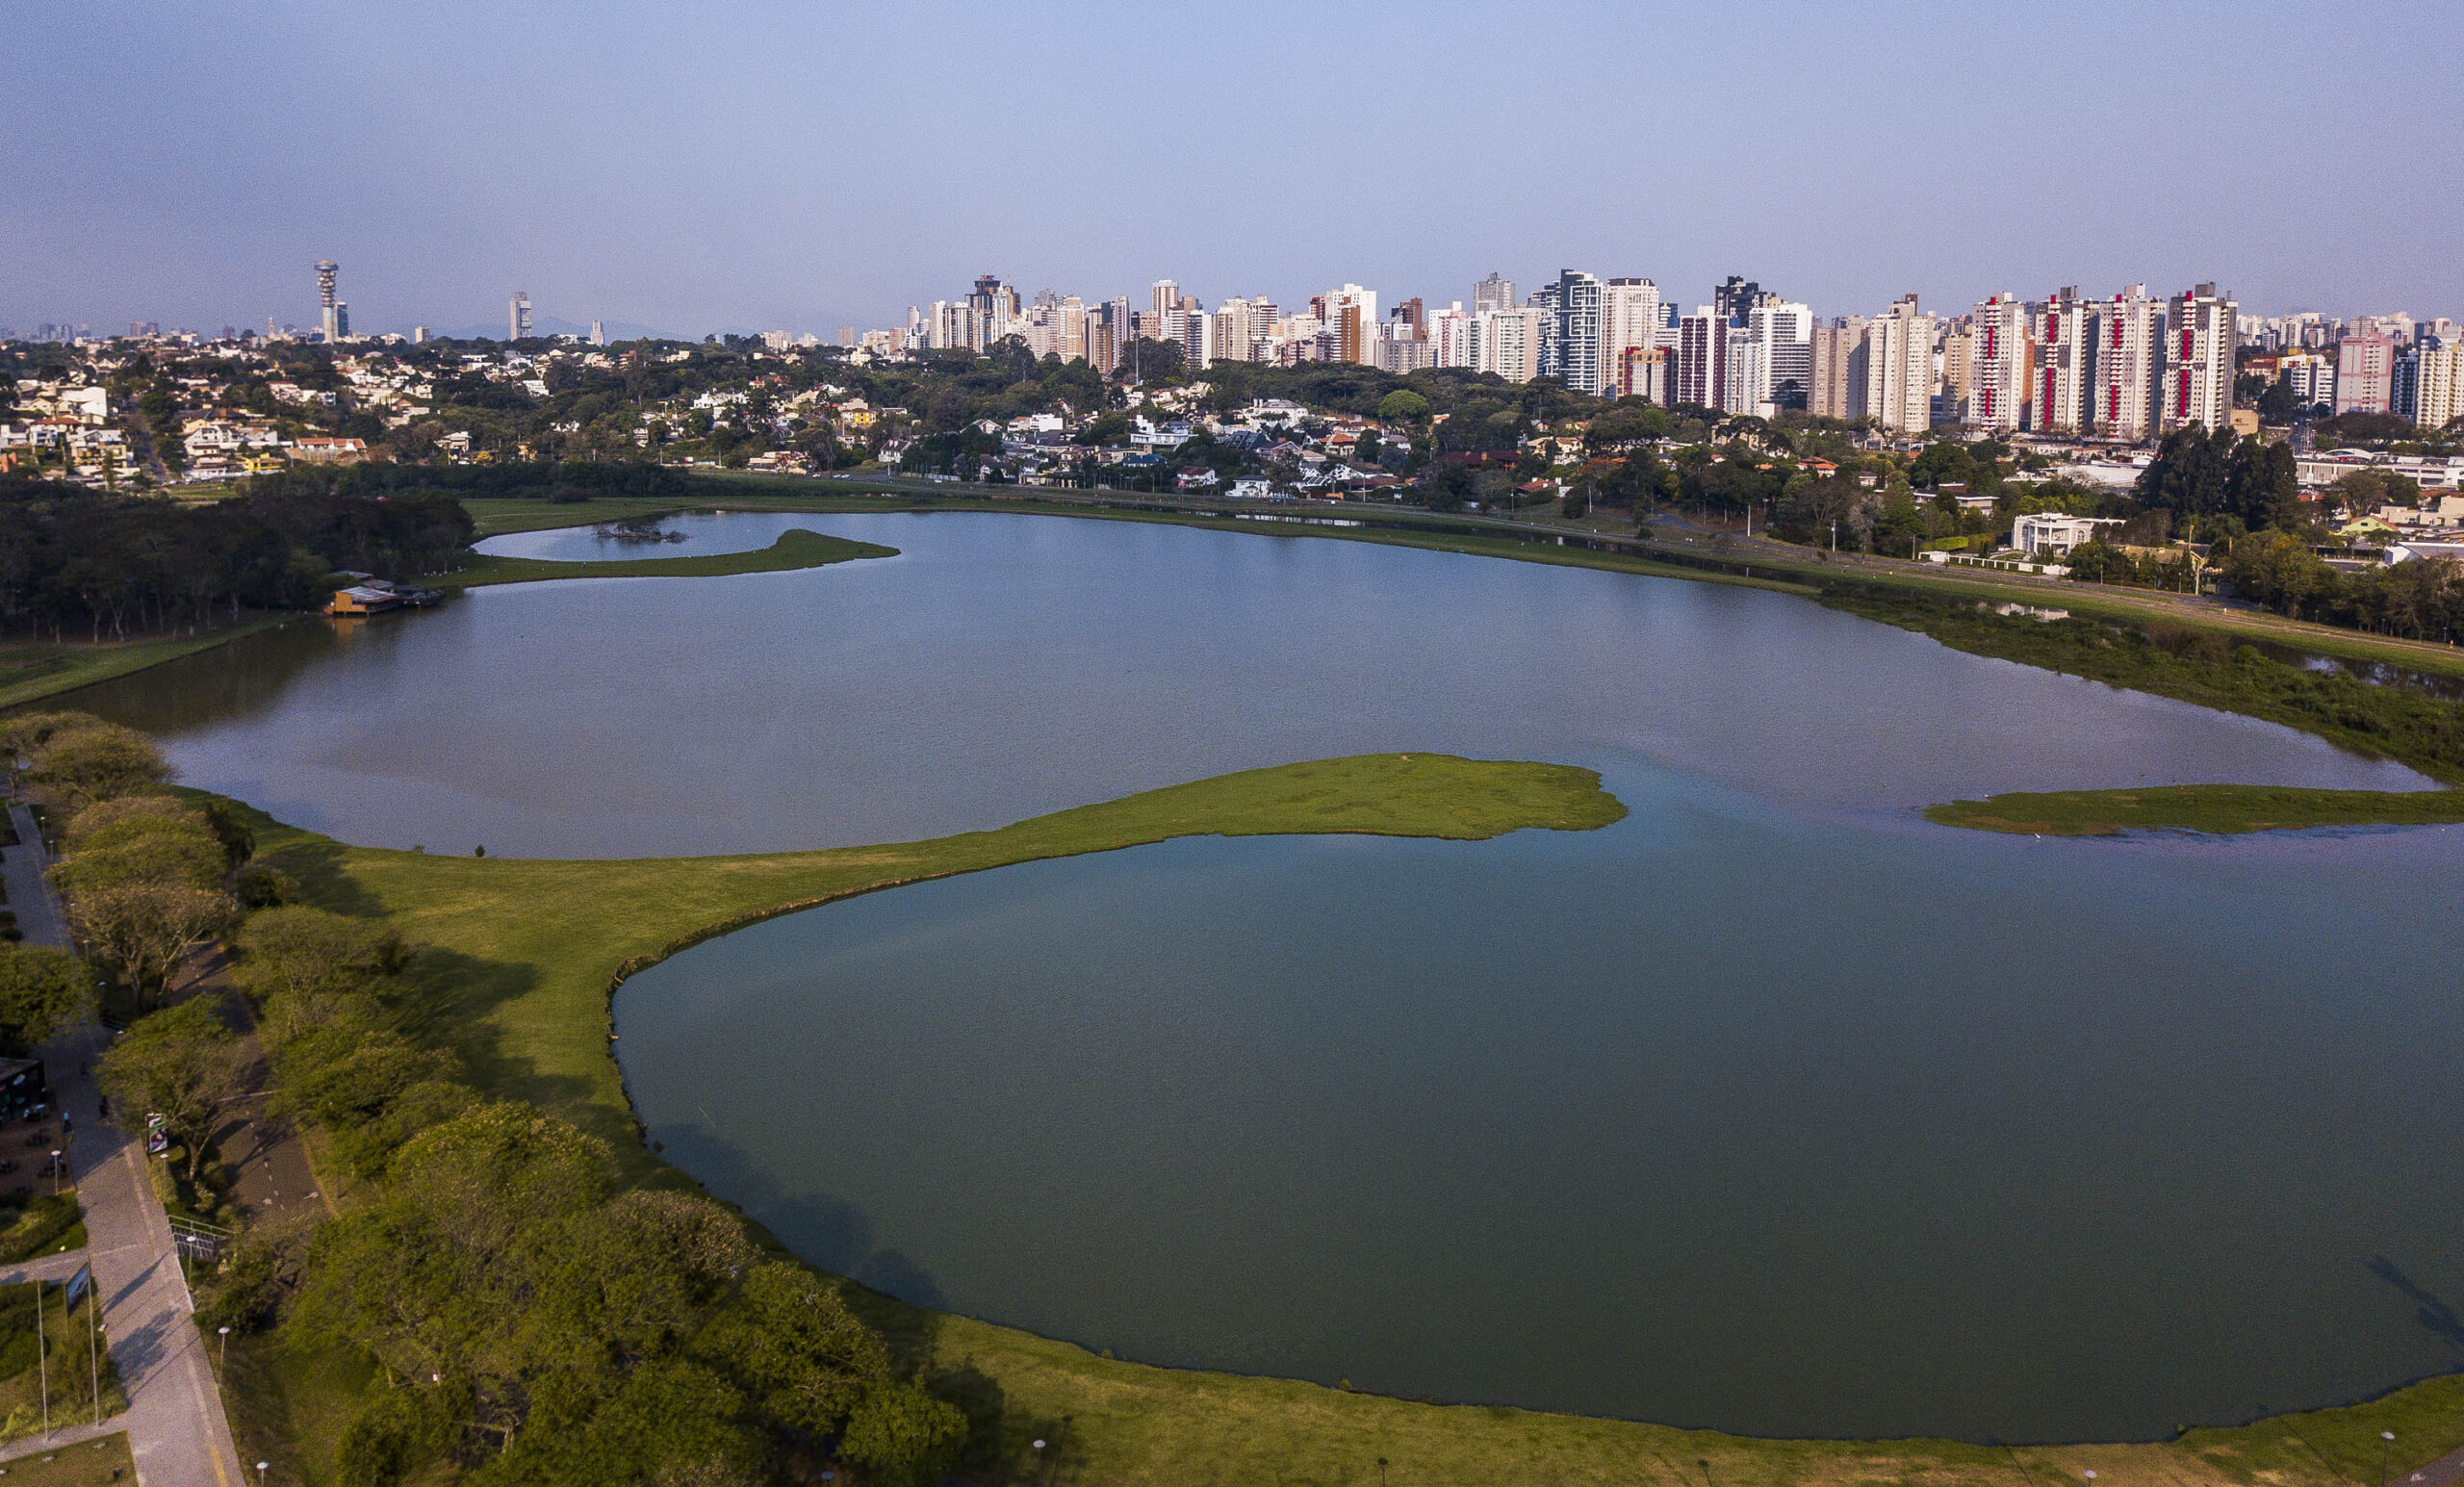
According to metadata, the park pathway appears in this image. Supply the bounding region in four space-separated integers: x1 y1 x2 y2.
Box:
7 803 245 1487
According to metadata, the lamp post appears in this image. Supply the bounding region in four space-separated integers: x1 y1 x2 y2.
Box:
257 1463 269 1487
49 1149 60 1195
2382 1429 2396 1487
218 1324 230 1377
1033 1438 1047 1485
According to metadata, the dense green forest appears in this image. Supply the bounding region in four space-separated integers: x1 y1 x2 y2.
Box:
0 471 473 640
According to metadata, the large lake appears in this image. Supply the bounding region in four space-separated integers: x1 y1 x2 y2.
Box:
70 510 2464 1442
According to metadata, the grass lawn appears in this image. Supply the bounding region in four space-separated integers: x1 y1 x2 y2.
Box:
227 749 2464 1483
1927 783 2464 835
435 526 897 587
0 1434 134 1486
0 618 295 713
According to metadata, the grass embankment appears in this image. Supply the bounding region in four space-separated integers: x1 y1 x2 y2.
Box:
0 1433 135 1486
1927 784 2464 835
0 618 294 713
229 751 2464 1483
437 526 897 587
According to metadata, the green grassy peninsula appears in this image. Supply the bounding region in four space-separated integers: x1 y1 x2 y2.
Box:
1927 783 2464 836
437 526 896 587
245 753 1625 1154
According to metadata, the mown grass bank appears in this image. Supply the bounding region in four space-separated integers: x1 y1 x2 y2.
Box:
438 526 896 587
0 617 295 712
230 751 2464 1484
1927 783 2464 835
0 1432 136 1486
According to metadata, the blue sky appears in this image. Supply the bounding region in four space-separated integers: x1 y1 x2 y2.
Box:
5 0 2455 338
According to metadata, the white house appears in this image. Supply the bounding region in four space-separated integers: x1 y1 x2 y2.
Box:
2012 513 2124 558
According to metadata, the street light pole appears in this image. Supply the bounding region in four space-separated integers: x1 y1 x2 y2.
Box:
218 1324 231 1378
2382 1429 2395 1487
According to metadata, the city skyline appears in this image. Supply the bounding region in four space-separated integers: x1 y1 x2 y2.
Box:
6 1 2461 336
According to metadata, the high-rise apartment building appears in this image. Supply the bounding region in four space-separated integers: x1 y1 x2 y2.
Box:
1937 327 1972 425
1431 303 1475 369
2410 339 2463 430
1210 296 1273 365
1712 275 1760 324
2033 289 2096 434
1150 280 1179 326
2277 351 2334 413
1618 346 1670 402
1721 322 1764 417
2163 285 2235 433
1743 296 1812 413
967 274 1018 348
1474 273 1517 318
1472 308 1544 383
1552 271 1605 396
2335 334 2396 415
509 291 533 342
1674 308 1717 408
1808 318 1867 420
2092 285 2164 439
1966 294 2032 433
1862 295 1935 433
1314 285 1379 366
1603 279 1662 398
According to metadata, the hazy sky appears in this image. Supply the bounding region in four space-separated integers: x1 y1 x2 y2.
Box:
7 1 2456 338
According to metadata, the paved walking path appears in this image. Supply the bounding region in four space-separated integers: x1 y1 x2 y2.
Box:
2394 1442 2464 1487
8 803 244 1487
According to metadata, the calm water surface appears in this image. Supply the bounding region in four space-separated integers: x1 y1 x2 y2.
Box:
64 510 2464 1440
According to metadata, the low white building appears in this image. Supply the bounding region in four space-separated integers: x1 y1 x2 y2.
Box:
2386 540 2464 565
2012 513 2124 558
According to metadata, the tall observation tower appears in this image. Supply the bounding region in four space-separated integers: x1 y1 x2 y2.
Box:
315 260 346 343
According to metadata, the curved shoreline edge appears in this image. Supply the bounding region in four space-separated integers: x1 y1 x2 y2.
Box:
216 753 2464 1482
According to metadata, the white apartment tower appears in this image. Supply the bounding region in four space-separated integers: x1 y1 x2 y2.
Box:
1966 294 2032 433
1742 297 1812 414
509 291 533 342
2092 285 2165 440
1553 271 1606 396
1430 304 1475 369
1473 308 1544 383
2033 288 2096 434
1603 279 1663 397
1319 285 1379 366
2413 340 2464 431
2163 284 2235 433
1863 295 1936 433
